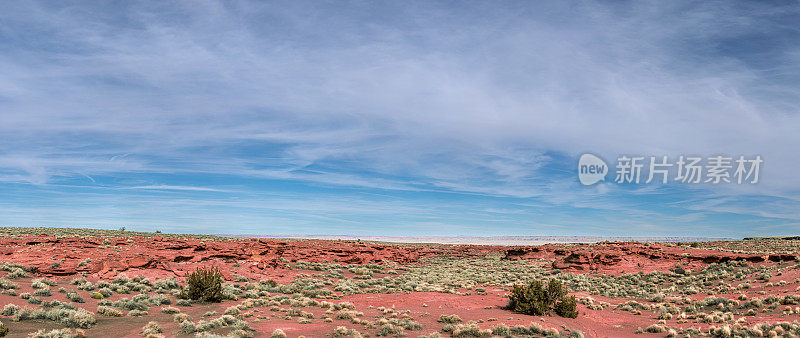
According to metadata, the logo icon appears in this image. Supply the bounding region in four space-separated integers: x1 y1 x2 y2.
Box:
578 153 607 185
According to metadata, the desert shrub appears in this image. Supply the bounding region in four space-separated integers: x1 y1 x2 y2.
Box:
127 309 148 317
507 279 578 318
0 320 7 337
90 292 103 299
491 324 512 337
336 310 363 320
221 283 241 300
161 306 180 314
1 304 20 316
111 297 149 311
70 277 87 285
183 266 223 302
190 314 252 333
29 329 60 338
31 279 48 289
179 320 196 333
41 300 75 310
644 324 667 333
554 295 579 318
224 306 240 316
0 279 18 290
150 294 171 306
173 313 190 322
419 333 443 338
6 267 28 279
96 306 123 317
444 321 492 337
153 277 180 290
13 307 96 328
26 328 86 338
34 288 52 297
66 291 84 303
77 282 94 291
376 323 404 336
31 278 56 289
334 301 356 310
176 299 192 307
141 321 161 336
271 329 288 338
438 314 463 323
97 287 113 298
261 279 279 287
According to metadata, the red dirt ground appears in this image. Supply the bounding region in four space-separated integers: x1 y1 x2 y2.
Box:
0 235 798 337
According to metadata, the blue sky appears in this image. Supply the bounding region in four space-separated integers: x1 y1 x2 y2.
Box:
1 1 799 237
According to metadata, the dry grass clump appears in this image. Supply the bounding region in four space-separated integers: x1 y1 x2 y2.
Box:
65 290 84 303
175 299 192 307
578 296 609 310
179 314 253 335
701 322 800 337
41 300 75 310
13 307 96 328
31 278 54 289
441 321 492 337
0 278 18 291
109 294 151 311
374 317 421 331
96 305 123 317
375 323 404 336
1 304 19 317
442 321 582 338
160 306 180 314
6 267 28 279
269 329 287 338
173 312 191 323
438 314 463 323
149 294 170 306
33 287 52 297
332 326 363 337
27 328 86 338
128 309 148 317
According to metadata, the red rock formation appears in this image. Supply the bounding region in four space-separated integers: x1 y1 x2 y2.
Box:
505 242 796 272
0 235 446 278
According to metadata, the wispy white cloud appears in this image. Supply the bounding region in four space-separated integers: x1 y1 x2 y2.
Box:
125 185 229 192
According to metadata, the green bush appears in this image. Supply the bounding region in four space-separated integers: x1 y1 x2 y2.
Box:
554 295 579 318
183 266 223 302
507 279 578 318
0 320 8 337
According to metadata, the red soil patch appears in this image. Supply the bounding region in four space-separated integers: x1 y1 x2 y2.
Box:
1 235 798 337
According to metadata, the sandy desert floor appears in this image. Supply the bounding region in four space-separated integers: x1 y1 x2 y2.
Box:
0 227 799 337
